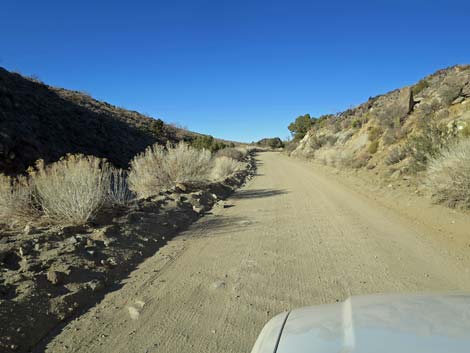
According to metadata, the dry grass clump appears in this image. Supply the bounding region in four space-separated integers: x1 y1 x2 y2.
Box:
108 169 134 206
0 174 37 225
211 157 246 180
425 138 470 208
405 116 455 172
129 142 212 198
30 155 111 224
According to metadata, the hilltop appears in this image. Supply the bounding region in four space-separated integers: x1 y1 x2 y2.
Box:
0 68 202 175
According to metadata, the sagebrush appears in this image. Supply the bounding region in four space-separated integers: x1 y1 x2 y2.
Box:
425 138 470 208
30 155 111 224
211 157 246 180
0 174 37 225
129 142 212 198
215 148 246 161
405 116 456 172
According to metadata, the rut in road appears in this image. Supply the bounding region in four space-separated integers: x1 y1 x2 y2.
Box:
40 152 470 353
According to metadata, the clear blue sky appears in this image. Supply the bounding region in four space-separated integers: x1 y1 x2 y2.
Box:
1 0 469 142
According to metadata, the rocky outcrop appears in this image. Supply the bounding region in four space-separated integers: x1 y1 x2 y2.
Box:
291 65 470 174
397 86 414 116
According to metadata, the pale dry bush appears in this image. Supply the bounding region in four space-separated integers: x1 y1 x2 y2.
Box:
166 142 212 184
0 174 37 225
30 155 111 224
211 157 245 180
128 144 169 198
215 147 247 161
237 147 249 157
425 139 470 208
129 142 212 198
315 148 337 166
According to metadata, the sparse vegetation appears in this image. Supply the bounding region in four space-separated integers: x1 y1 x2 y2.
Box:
0 174 37 225
352 153 371 169
382 127 405 146
405 117 456 172
351 118 362 129
128 143 212 198
412 79 430 96
386 147 406 165
378 104 403 129
368 140 379 154
440 80 462 105
426 138 470 208
368 126 383 141
29 155 111 225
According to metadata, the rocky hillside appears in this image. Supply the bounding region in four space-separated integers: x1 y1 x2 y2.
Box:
0 68 196 175
291 65 470 179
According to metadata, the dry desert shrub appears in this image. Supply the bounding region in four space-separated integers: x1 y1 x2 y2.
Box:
386 146 406 165
108 169 135 206
165 142 212 183
30 155 111 224
129 142 212 198
215 147 246 161
426 138 470 208
211 157 245 180
0 174 37 225
128 144 169 198
315 148 337 166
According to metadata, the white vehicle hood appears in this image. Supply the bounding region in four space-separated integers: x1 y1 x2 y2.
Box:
253 293 470 353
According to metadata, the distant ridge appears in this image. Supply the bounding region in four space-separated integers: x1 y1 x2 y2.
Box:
0 67 196 175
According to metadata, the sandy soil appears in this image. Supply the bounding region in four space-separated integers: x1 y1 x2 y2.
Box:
37 152 470 353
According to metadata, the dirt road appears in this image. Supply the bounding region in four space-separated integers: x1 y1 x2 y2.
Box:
40 152 470 353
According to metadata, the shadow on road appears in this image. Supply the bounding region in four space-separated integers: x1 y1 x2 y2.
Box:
231 188 289 199
193 215 256 237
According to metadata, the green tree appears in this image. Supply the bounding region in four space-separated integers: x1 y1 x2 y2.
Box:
191 135 227 153
288 114 314 141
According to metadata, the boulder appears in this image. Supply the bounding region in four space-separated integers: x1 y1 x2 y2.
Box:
47 269 66 285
